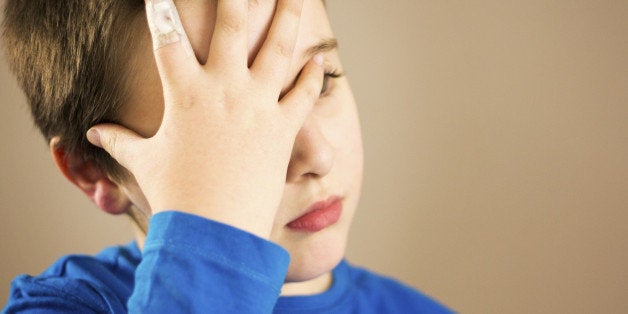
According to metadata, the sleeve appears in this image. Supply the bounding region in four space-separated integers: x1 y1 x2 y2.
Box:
3 211 291 314
127 211 290 313
3 277 108 314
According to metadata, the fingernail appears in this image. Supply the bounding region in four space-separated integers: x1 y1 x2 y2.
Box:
314 53 324 66
86 128 102 148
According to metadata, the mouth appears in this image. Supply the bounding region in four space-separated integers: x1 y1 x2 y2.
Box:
286 196 344 232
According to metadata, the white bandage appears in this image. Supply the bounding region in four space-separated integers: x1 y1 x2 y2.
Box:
146 0 192 56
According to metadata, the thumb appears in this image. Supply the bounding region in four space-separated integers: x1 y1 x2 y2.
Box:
86 123 143 169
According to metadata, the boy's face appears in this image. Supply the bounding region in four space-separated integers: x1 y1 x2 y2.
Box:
118 0 363 284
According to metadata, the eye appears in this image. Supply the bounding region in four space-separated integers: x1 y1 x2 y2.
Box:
321 70 344 96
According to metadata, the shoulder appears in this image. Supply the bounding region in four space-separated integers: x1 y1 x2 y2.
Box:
4 242 139 313
342 261 454 313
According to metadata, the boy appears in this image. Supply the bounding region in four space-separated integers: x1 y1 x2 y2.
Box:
2 0 452 312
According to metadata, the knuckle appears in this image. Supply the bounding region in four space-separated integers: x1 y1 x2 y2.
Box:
272 40 293 58
219 14 245 34
303 80 320 100
103 132 122 159
280 0 303 18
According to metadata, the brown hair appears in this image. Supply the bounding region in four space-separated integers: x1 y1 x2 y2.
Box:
2 0 145 182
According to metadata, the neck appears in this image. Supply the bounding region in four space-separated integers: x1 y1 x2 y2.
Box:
280 271 333 296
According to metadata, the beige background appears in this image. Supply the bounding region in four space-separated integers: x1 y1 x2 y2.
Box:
2 1 627 313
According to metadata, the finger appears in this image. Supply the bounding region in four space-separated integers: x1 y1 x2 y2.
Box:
207 1 248 69
280 54 325 129
251 0 305 92
145 0 197 82
86 124 144 170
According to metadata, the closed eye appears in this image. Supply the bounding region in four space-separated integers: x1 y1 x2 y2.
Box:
321 70 344 96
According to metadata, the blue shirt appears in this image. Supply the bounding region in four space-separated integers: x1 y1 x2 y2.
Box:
4 211 452 313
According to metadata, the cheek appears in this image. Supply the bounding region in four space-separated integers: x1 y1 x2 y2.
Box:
121 31 165 138
323 87 363 161
318 94 364 191
121 81 165 138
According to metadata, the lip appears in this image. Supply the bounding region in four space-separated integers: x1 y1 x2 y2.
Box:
287 196 343 232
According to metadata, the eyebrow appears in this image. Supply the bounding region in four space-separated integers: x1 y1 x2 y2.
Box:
304 38 338 59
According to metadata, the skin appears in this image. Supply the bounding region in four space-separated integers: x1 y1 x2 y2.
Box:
52 0 363 296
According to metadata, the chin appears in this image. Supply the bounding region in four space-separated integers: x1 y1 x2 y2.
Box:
282 228 348 283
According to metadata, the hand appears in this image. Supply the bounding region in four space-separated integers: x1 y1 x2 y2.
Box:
86 0 325 239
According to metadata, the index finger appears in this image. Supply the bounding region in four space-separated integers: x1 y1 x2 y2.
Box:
145 0 198 82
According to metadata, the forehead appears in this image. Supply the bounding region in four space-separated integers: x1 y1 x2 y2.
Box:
172 0 334 66
246 0 335 66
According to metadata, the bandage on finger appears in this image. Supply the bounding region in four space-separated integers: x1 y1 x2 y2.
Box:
146 0 193 56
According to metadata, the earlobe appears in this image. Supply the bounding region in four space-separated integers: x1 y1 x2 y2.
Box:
50 137 131 215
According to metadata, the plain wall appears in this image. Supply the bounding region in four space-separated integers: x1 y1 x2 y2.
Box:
2 1 627 313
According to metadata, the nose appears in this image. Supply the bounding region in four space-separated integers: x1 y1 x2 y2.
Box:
286 120 335 182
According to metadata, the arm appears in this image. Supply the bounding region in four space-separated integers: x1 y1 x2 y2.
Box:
127 211 290 313
3 212 288 314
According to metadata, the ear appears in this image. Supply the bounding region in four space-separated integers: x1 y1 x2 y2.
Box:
50 137 131 215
